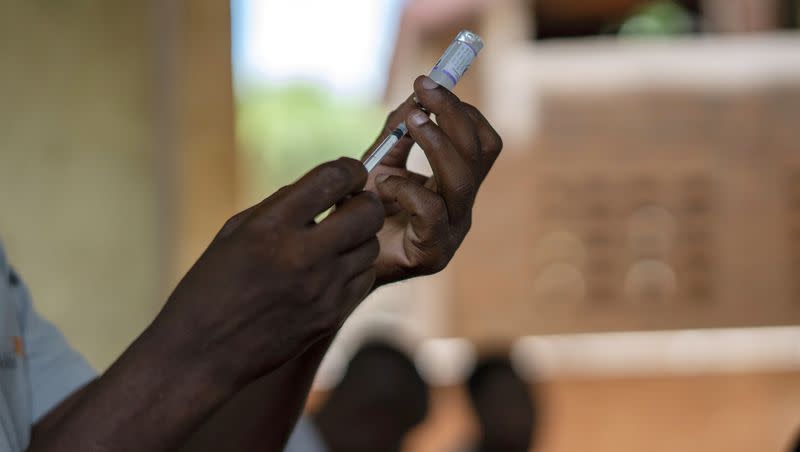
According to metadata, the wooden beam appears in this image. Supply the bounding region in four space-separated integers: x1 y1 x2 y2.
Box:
154 0 238 292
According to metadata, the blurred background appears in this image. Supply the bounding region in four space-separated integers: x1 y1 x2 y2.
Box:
2 0 800 451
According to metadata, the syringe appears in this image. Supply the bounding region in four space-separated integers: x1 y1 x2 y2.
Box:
363 30 484 172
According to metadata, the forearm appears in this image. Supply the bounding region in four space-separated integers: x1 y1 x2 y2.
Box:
180 334 335 452
28 325 236 452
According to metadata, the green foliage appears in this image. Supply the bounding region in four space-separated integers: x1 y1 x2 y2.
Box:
619 1 694 37
237 83 385 194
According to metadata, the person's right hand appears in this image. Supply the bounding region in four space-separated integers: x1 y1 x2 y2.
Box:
151 157 384 387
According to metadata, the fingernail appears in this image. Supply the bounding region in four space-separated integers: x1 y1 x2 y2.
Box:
376 174 390 184
422 76 439 90
408 110 429 127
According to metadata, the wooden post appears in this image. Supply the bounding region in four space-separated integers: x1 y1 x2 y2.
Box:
703 0 781 32
153 0 238 292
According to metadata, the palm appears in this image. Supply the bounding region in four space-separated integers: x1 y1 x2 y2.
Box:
360 78 502 286
365 160 435 284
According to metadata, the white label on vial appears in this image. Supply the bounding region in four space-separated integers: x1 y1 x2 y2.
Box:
432 41 478 86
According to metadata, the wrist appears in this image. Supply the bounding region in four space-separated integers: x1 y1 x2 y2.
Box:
133 319 241 405
38 320 245 452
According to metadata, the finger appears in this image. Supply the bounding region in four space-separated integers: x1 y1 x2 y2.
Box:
216 207 256 241
261 158 367 226
372 170 427 203
404 108 476 225
312 192 385 254
413 75 481 170
461 103 504 179
215 186 293 240
337 237 380 282
375 175 449 239
362 95 420 169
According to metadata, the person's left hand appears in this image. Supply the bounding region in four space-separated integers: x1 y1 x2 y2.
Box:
363 75 503 286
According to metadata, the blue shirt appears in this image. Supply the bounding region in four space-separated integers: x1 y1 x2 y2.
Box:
0 241 323 451
284 416 327 452
0 244 96 451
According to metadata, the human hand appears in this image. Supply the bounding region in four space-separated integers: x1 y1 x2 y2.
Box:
154 158 384 386
363 75 503 285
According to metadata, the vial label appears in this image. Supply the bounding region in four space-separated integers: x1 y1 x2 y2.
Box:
430 41 477 89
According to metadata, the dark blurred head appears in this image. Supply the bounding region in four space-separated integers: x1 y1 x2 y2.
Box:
791 429 800 452
315 340 429 452
467 356 537 452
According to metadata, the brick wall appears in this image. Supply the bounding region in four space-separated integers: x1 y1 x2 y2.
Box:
452 84 800 339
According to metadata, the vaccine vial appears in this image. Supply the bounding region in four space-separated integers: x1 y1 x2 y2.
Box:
427 30 484 91
364 30 485 172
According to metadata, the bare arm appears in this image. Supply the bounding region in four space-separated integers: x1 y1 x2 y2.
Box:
27 324 237 452
26 158 383 452
27 75 502 452
176 76 503 452
32 333 333 452
179 335 334 452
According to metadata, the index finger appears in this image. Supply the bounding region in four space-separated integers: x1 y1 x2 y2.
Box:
412 75 482 170
259 158 367 226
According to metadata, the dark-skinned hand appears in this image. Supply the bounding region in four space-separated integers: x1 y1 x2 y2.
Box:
152 158 384 386
363 75 503 286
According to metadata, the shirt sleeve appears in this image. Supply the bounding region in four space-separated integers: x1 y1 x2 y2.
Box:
13 271 97 423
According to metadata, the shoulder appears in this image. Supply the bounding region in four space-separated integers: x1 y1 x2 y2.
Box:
0 241 7 272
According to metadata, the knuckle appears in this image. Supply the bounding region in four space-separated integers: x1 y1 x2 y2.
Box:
461 102 480 116
273 184 292 198
489 130 504 153
464 214 473 233
453 180 477 199
385 107 404 128
319 162 350 185
282 241 312 272
461 102 503 153
459 214 473 237
428 253 451 274
440 97 463 117
337 156 362 169
338 157 365 178
425 130 448 149
222 212 243 229
220 212 246 237
426 195 447 214
364 237 380 262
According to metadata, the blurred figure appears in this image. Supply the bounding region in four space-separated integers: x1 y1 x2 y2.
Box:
465 356 537 452
287 340 429 452
790 429 800 452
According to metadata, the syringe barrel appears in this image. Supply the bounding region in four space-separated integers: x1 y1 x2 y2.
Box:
427 30 484 91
